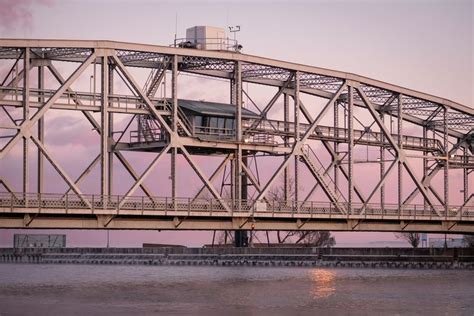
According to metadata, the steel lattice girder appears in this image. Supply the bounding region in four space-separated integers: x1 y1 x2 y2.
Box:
0 39 472 230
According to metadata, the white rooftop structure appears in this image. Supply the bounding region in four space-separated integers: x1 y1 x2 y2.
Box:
176 26 240 51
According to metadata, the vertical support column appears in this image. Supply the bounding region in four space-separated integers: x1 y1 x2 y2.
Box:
233 61 247 247
334 100 339 191
347 85 354 215
234 61 242 203
397 94 403 213
283 93 290 204
23 48 30 202
463 147 468 203
443 107 449 216
423 126 428 211
108 63 114 196
379 111 385 212
171 55 178 203
294 71 300 210
37 64 44 194
100 54 109 200
229 78 235 201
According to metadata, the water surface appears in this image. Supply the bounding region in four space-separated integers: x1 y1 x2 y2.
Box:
0 264 472 315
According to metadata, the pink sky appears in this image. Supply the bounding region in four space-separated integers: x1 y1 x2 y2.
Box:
0 0 472 247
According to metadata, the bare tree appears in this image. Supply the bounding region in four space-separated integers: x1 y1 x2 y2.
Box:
293 231 336 247
267 175 336 247
395 233 420 248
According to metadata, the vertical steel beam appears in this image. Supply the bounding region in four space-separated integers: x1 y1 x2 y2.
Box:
108 63 114 196
423 126 428 211
398 94 403 212
443 107 449 215
334 100 339 192
234 61 242 203
294 71 300 207
100 55 109 198
463 147 468 203
380 111 385 212
22 48 30 201
171 55 178 201
37 65 44 194
283 93 290 203
347 85 354 215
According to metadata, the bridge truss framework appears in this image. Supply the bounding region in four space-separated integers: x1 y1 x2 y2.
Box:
0 39 473 234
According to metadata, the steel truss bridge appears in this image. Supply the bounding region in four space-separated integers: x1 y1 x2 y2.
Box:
0 39 473 234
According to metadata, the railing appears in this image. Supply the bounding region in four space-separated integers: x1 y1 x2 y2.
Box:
1 192 473 219
450 155 474 167
0 87 167 112
194 126 235 140
173 37 241 52
130 128 167 143
243 118 444 152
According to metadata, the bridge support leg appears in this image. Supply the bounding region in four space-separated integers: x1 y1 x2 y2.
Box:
37 64 44 194
348 84 354 215
284 93 290 205
100 54 109 200
398 94 403 214
294 71 300 211
23 48 30 205
233 61 248 247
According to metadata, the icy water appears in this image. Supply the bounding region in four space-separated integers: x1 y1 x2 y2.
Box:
0 264 473 315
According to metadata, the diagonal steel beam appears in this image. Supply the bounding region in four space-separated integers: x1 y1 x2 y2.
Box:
111 54 173 135
241 162 270 204
299 149 345 214
119 144 171 208
192 154 232 201
247 73 295 130
0 177 17 199
297 97 369 200
30 135 91 208
295 88 367 204
61 154 100 199
0 69 25 100
47 64 156 200
301 159 337 203
403 134 471 206
253 147 297 203
300 82 346 144
253 83 346 204
0 51 96 159
355 85 440 215
0 51 23 86
360 158 398 214
180 145 231 212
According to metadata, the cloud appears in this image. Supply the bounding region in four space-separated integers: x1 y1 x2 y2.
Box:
0 0 53 31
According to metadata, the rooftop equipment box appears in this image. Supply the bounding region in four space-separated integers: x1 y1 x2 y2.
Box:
186 26 227 50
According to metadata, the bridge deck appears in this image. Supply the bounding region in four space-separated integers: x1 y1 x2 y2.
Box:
1 193 473 233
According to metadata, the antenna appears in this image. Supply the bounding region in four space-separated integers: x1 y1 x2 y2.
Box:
174 12 178 45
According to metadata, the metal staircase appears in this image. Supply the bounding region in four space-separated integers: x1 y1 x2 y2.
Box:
163 100 193 137
300 144 347 213
137 64 169 142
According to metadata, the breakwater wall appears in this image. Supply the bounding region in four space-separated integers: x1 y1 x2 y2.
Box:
1 247 473 269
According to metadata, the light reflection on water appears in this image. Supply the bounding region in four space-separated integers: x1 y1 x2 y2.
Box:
310 269 336 299
0 264 473 315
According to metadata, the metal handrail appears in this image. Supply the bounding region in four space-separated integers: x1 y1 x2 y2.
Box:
1 191 472 219
173 37 240 52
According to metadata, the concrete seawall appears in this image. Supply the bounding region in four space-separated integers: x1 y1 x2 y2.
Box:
1 247 473 269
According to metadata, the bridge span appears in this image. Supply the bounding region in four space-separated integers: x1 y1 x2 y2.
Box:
1 192 473 233
0 39 472 237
